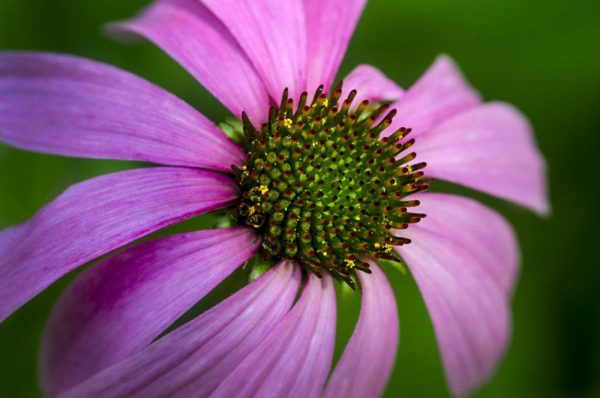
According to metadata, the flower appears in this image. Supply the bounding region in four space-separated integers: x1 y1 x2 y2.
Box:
0 0 548 397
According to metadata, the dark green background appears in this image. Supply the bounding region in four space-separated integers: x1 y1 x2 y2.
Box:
1 0 599 396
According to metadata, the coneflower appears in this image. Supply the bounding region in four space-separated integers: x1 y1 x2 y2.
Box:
0 1 547 397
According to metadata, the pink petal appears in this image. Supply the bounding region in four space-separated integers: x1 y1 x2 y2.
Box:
110 0 270 124
60 262 301 398
40 227 259 396
0 52 242 171
413 103 549 214
304 0 367 93
324 261 399 398
211 271 337 398
201 0 308 101
396 193 518 397
387 55 480 139
343 64 405 104
0 167 237 323
387 55 548 212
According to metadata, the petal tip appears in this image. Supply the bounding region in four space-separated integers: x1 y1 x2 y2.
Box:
103 21 140 42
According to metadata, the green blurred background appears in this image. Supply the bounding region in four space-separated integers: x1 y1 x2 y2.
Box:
1 0 599 396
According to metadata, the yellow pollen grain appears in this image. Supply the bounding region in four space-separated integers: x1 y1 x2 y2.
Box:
383 243 393 254
344 259 356 268
323 98 329 107
283 118 293 129
259 185 269 195
248 206 256 216
374 243 381 249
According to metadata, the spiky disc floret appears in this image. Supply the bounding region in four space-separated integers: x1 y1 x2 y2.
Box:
233 83 428 287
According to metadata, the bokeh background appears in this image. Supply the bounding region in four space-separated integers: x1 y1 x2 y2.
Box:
1 0 599 397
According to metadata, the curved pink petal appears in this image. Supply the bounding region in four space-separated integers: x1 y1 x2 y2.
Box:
201 0 308 101
60 262 301 398
343 64 405 104
110 0 270 124
0 52 242 170
304 0 367 93
387 55 480 138
396 193 518 397
211 271 337 398
41 227 259 396
0 167 237 323
323 262 399 398
413 103 549 214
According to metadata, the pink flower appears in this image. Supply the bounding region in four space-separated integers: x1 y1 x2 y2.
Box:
0 0 548 397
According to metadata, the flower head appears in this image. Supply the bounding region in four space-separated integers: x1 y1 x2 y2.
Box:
234 84 427 285
0 0 547 397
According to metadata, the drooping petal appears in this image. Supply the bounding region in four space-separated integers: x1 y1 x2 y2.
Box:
110 0 270 124
211 271 337 398
412 103 549 214
323 262 399 398
41 227 259 396
387 55 480 138
343 64 404 104
304 0 367 94
0 52 242 170
396 193 518 397
0 167 237 323
201 0 308 101
387 55 548 212
59 262 301 398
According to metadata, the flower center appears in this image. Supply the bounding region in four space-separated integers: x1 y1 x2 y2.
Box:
233 84 427 286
